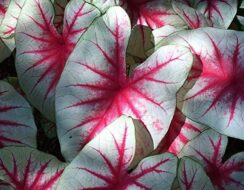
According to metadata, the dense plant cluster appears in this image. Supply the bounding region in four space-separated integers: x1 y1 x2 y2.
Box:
0 0 244 189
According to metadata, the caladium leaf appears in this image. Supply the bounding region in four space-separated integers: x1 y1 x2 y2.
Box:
0 0 10 22
56 6 193 160
162 28 244 140
86 0 185 29
172 0 237 29
0 81 36 148
57 116 177 190
0 0 25 39
178 157 215 190
0 146 66 190
156 109 207 155
127 25 153 60
119 0 185 29
172 0 213 29
180 129 244 190
15 0 100 121
53 0 70 32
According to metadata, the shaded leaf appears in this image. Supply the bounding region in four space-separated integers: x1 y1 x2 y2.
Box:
0 81 36 148
178 157 214 190
0 146 66 190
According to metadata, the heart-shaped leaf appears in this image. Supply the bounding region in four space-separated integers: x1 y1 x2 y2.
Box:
172 0 237 29
0 146 66 190
0 81 36 148
15 0 100 121
163 28 244 140
57 116 177 189
156 109 207 155
56 6 193 160
178 157 215 190
180 129 244 190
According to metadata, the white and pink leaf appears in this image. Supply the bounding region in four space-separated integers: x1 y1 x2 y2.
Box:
56 6 193 160
57 116 177 189
178 157 215 190
163 28 244 140
0 146 66 190
180 129 244 190
0 81 36 148
156 109 207 155
172 0 237 28
15 0 100 121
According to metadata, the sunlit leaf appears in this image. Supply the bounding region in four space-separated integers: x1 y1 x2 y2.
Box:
162 28 244 140
15 0 100 121
57 116 177 189
56 6 193 160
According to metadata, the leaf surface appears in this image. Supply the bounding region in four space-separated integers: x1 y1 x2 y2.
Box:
178 157 214 190
15 0 100 120
164 28 244 140
0 0 24 38
57 116 177 190
172 0 237 28
156 109 207 155
180 129 244 190
0 146 66 190
0 81 36 148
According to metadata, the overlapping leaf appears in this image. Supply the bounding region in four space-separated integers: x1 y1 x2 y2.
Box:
178 157 214 190
0 0 25 38
86 0 185 29
180 129 244 190
0 81 36 148
0 146 66 190
52 0 70 31
119 0 185 29
15 0 100 121
172 0 237 29
156 109 207 155
57 116 177 190
56 6 193 160
162 28 244 140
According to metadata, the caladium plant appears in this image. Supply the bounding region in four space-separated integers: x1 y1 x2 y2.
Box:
56 6 193 160
0 0 244 189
